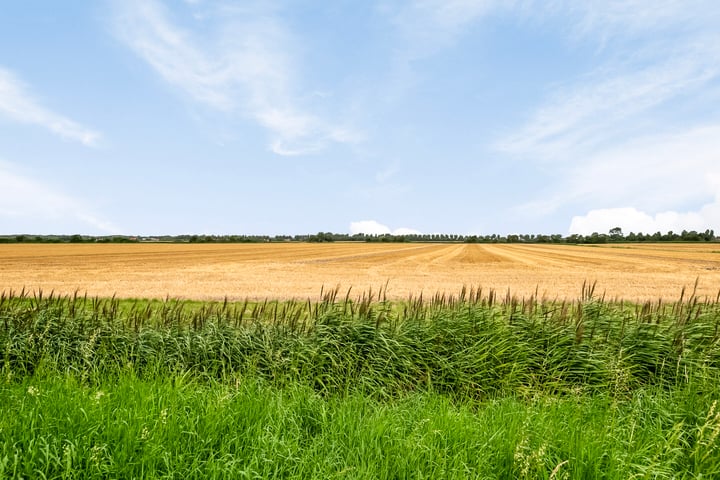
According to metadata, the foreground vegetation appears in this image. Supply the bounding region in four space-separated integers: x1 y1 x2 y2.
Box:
2 285 720 478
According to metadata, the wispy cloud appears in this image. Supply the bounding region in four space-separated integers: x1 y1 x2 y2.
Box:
0 68 101 146
389 0 720 157
112 0 359 155
383 0 506 60
375 164 400 183
482 1 720 232
401 0 500 31
561 0 720 42
497 38 720 160
0 161 119 234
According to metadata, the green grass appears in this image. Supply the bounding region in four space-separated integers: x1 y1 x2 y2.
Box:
1 286 720 478
2 376 719 479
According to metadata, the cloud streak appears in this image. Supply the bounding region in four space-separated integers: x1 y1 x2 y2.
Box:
113 0 359 155
390 0 720 162
497 37 720 161
399 0 500 36
562 0 720 42
381 0 510 69
0 68 100 146
0 161 119 234
480 1 720 233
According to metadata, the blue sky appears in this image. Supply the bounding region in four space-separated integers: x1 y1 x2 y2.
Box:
2 1 720 236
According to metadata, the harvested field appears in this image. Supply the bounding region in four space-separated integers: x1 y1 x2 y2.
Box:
2 242 720 301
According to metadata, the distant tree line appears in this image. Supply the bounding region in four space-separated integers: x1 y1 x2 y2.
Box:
0 228 715 244
0 234 138 244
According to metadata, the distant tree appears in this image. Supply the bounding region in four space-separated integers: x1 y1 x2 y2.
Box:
588 232 608 244
609 227 623 240
308 232 335 242
681 230 701 241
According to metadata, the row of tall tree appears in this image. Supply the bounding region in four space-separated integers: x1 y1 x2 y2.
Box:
1 228 715 244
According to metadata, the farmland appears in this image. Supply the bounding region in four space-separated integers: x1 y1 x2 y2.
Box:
2 242 720 301
2 242 720 478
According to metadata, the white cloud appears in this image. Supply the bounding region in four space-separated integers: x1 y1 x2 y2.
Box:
516 124 720 218
569 203 720 235
0 68 100 146
113 0 359 155
349 220 421 235
350 220 391 235
268 140 320 157
0 161 119 234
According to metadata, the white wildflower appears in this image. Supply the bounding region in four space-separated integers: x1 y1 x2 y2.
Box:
160 408 168 425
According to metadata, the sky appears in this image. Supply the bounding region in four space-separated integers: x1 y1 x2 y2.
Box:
2 0 720 237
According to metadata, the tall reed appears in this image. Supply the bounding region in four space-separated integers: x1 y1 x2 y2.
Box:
2 286 720 398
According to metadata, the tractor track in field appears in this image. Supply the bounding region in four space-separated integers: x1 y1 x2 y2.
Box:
2 243 720 302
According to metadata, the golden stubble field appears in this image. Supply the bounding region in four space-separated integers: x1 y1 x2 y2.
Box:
2 242 720 302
